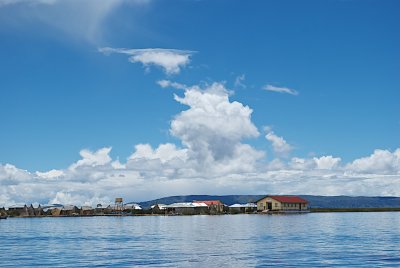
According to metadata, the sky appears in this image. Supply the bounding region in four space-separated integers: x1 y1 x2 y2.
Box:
0 0 399 206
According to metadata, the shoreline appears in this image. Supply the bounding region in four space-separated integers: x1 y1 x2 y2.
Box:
3 208 400 218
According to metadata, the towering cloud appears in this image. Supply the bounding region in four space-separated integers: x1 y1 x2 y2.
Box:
0 82 399 206
171 83 261 169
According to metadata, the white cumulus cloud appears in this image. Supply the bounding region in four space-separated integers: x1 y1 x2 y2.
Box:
314 156 341 170
1 80 400 207
347 149 400 174
129 143 188 164
170 82 262 172
36 169 64 179
265 130 293 157
69 147 112 170
0 164 31 185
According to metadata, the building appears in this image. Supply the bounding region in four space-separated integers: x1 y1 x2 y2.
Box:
7 204 40 217
95 204 117 214
60 205 80 216
164 202 208 215
0 207 6 216
33 205 44 216
256 196 308 212
106 204 127 214
151 204 167 214
95 204 106 215
193 200 224 214
80 206 95 216
106 204 118 213
7 204 29 217
123 203 142 213
115 197 124 213
50 208 61 216
42 204 63 216
229 203 257 214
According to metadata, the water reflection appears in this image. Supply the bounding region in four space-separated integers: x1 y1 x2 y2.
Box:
0 213 399 267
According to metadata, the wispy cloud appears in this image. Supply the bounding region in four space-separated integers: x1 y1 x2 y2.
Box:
234 74 246 89
99 47 195 75
263 84 298 95
0 0 150 43
0 0 57 7
157 80 187 90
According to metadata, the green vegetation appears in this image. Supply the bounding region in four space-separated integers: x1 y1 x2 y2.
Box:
311 208 400 213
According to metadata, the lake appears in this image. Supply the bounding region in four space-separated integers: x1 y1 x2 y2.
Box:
1 213 399 267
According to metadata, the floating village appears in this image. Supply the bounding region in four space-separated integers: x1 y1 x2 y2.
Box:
0 195 309 219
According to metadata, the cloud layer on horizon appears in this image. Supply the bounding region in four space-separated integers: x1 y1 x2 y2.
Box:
1 82 399 207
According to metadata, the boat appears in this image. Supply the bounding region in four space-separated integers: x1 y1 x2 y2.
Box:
0 215 8 219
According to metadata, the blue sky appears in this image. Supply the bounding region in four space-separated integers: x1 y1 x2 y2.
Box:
0 0 399 205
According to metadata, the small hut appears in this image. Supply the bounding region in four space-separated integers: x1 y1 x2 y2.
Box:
60 205 79 216
80 206 95 216
229 203 257 214
123 203 142 214
0 207 7 216
95 204 106 215
7 205 29 217
151 204 167 214
193 200 224 214
165 202 208 215
34 205 44 216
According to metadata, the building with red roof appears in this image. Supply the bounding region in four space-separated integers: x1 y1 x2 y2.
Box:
193 200 224 214
256 195 309 212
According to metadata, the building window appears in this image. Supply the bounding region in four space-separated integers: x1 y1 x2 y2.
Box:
275 203 278 207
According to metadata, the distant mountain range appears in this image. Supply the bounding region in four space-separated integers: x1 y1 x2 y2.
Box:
133 195 400 209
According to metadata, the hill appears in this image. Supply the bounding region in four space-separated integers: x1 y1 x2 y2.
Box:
135 195 263 209
133 195 400 209
300 195 400 209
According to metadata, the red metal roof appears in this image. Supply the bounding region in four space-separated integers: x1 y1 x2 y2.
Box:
268 196 308 204
193 200 223 206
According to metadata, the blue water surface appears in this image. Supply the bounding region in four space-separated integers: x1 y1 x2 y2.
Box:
1 213 399 267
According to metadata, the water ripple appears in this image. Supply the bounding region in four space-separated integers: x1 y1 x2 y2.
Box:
0 213 399 267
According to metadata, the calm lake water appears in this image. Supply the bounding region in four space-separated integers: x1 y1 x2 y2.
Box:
1 213 399 267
